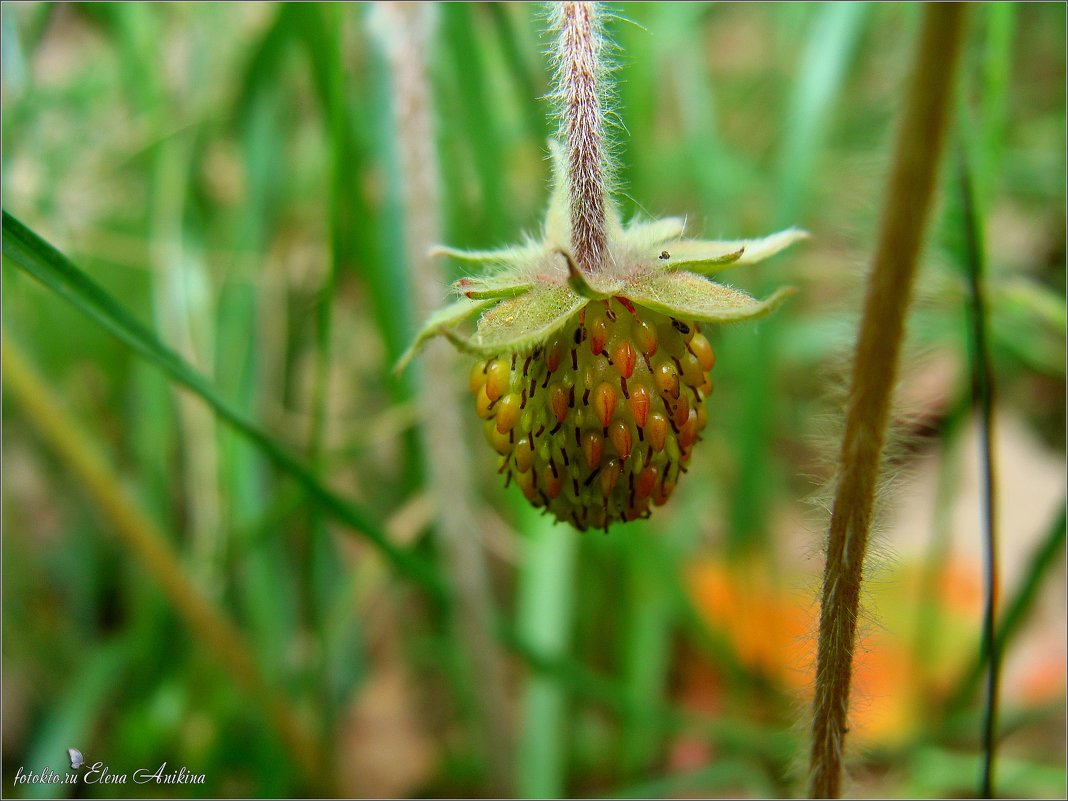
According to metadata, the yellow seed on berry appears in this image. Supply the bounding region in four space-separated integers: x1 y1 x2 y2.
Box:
550 384 569 424
582 431 603 470
485 421 511 455
546 338 564 373
590 317 608 356
543 465 563 499
593 382 617 427
654 361 679 399
673 394 690 429
628 385 649 427
485 358 510 401
636 465 658 500
470 361 487 394
654 480 675 507
496 393 521 434
679 408 699 449
690 332 715 371
514 437 534 472
633 319 657 356
600 458 621 495
613 339 636 378
476 384 494 418
608 420 632 460
679 352 705 387
647 412 668 452
515 468 536 501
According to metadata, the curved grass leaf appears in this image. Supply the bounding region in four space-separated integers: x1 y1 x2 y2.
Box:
1 210 444 600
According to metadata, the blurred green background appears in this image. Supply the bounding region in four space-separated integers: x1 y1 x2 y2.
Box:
2 2 1065 797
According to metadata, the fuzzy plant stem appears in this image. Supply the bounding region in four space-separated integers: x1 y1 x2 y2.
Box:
1 332 328 788
807 6 967 798
556 1 609 277
372 4 514 793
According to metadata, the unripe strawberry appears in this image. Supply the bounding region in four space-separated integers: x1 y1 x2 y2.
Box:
397 143 805 531
469 298 717 530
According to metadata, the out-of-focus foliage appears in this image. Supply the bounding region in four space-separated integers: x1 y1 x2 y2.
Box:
2 3 1064 798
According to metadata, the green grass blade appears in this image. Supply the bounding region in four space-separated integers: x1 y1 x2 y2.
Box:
958 139 1001 800
775 1 869 226
977 2 1016 205
1 210 444 599
22 635 136 800
945 501 1066 716
619 526 673 779
606 759 777 799
729 2 869 556
441 2 509 241
515 505 578 798
485 3 550 144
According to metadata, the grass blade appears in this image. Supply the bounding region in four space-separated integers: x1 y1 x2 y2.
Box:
807 7 967 796
731 2 868 556
515 505 578 798
945 502 1066 718
1 210 444 599
957 143 1001 799
2 333 327 786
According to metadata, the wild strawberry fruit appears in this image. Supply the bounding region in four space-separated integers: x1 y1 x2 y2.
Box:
468 298 719 530
398 144 805 531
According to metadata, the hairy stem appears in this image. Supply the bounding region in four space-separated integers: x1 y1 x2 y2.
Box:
372 3 514 793
556 1 609 276
1 332 328 788
807 6 967 798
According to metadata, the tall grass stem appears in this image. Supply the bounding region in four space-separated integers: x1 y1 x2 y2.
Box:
371 3 514 792
807 6 967 797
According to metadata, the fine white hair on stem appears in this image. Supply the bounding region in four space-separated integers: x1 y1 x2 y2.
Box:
806 5 967 798
550 2 613 278
369 3 514 794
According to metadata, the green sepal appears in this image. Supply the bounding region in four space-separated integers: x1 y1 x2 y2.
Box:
658 228 809 275
624 270 796 324
454 274 534 299
394 296 496 374
469 284 586 355
559 249 618 300
430 242 542 266
659 245 745 273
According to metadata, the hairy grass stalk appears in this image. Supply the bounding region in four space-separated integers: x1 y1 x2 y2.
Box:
553 1 609 276
371 3 514 792
807 6 968 797
1 333 327 787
